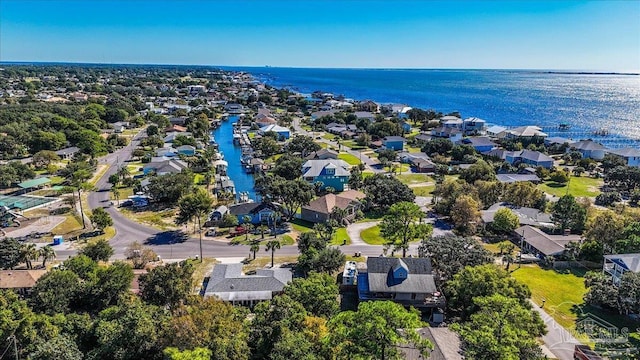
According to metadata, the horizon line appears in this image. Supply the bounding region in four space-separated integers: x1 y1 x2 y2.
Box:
0 61 638 76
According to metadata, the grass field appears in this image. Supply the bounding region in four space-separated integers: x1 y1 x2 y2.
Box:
338 153 361 166
121 208 178 231
243 255 299 272
396 173 433 185
360 225 385 245
537 176 603 198
291 219 314 233
332 227 351 245
412 186 435 197
232 233 295 246
511 264 587 329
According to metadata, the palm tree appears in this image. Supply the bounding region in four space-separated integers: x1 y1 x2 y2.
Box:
250 243 260 260
265 240 281 268
258 225 269 239
242 215 253 241
118 166 131 182
175 188 214 262
39 246 56 268
203 170 215 190
502 253 514 272
20 243 38 269
111 187 120 206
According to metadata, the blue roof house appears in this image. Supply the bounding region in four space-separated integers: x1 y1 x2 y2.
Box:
382 136 407 151
302 159 351 192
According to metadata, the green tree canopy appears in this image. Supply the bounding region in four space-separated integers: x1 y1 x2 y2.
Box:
380 201 431 257
552 194 587 233
80 239 114 262
139 260 195 309
491 207 520 234
283 272 339 319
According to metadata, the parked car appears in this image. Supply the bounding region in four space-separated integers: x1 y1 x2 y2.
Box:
233 226 248 235
205 228 216 236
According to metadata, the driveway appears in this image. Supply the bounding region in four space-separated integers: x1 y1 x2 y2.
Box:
346 221 380 245
531 300 581 360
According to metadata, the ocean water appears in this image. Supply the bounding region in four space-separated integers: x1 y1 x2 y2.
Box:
228 67 640 148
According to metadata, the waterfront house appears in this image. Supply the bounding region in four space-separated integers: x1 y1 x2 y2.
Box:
457 137 497 153
213 159 228 175
176 145 196 156
155 147 177 158
515 225 582 258
503 126 548 139
357 257 445 311
486 125 507 137
255 115 277 127
462 117 487 135
603 253 640 286
228 202 279 225
223 103 244 114
382 136 407 151
306 149 339 160
0 270 47 296
204 263 292 307
142 159 189 176
544 137 574 147
300 190 365 224
606 147 640 167
260 124 291 140
206 205 229 225
302 159 351 192
570 140 607 160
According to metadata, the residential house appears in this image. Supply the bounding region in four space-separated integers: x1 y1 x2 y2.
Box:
176 145 196 156
215 175 235 195
142 159 189 175
213 159 228 175
414 133 432 145
354 111 375 122
503 126 548 139
606 147 640 167
440 116 463 129
311 110 338 120
300 190 365 224
570 140 607 160
302 159 351 192
481 202 553 228
486 125 507 137
305 149 339 160
228 201 280 225
400 121 412 133
164 132 193 143
495 173 542 184
55 147 80 160
204 263 292 307
155 147 177 158
169 116 188 126
457 137 497 153
462 117 487 135
0 270 47 296
603 253 640 286
505 150 554 169
165 104 192 113
516 225 582 258
357 257 445 311
260 124 291 140
223 103 244 114
430 127 463 142
401 327 463 360
357 100 379 112
382 136 407 151
166 124 188 133
544 137 574 147
397 152 436 173
206 205 229 224
255 115 277 127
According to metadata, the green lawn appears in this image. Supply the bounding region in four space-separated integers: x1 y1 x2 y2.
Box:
332 227 351 245
232 234 295 246
362 171 375 179
511 265 587 329
338 153 361 166
291 219 315 233
322 133 337 141
537 176 603 198
360 225 385 245
396 173 433 185
412 186 435 197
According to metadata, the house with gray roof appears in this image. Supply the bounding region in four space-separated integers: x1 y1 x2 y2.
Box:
204 263 292 307
570 140 608 160
357 257 445 311
495 173 542 184
606 147 640 167
305 149 339 160
505 150 554 169
516 225 582 258
503 126 548 139
481 202 552 228
142 159 188 176
604 253 640 286
302 159 351 192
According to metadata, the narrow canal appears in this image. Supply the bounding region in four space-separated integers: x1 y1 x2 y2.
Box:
211 115 257 201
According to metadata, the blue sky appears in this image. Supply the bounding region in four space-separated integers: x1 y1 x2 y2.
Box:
1 0 638 71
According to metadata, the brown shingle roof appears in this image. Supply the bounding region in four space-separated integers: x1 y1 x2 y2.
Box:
302 190 365 214
0 270 47 289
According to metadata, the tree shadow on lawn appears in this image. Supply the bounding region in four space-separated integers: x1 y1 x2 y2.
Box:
546 182 568 188
144 230 188 245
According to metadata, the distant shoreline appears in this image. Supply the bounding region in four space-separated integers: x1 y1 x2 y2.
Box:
0 61 637 76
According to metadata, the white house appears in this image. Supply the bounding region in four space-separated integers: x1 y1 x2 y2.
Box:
570 140 607 160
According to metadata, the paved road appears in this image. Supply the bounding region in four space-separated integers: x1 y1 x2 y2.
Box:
531 300 581 360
